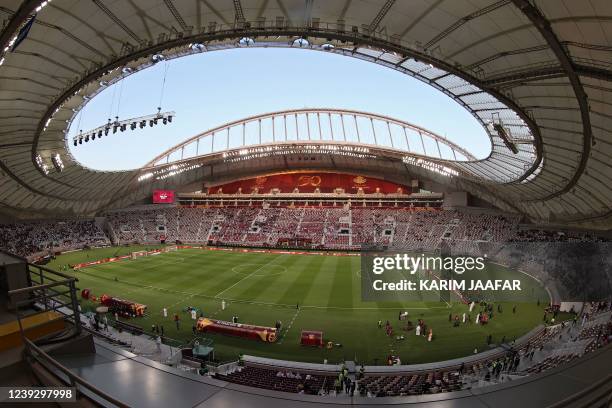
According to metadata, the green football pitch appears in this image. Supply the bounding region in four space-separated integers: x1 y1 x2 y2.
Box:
50 246 550 365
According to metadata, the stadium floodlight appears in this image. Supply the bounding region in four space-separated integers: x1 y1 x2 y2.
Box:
292 37 309 47
238 37 254 46
491 113 519 154
191 43 205 52
99 80 108 87
492 123 519 154
35 154 49 175
152 53 165 63
51 153 64 172
122 66 134 74
72 111 176 146
322 43 335 51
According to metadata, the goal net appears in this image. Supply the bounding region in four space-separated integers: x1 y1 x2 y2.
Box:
131 250 148 260
164 245 178 252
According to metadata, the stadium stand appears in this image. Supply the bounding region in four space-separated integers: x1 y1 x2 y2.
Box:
0 219 109 258
1 207 606 260
104 206 527 250
211 303 611 397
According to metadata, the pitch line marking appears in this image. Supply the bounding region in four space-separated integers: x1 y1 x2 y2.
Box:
166 293 196 309
214 254 284 299
75 266 450 310
231 263 287 277
277 308 301 345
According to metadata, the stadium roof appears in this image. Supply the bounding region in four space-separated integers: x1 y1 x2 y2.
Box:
0 0 611 227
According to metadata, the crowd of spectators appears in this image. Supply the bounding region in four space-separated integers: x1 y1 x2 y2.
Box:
1 206 607 260
0 219 108 258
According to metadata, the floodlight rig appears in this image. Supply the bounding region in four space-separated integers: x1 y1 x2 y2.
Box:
72 110 175 146
491 113 518 154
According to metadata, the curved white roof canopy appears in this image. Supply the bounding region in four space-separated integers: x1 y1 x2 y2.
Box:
0 0 610 226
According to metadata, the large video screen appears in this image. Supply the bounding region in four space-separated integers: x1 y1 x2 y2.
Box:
152 189 175 204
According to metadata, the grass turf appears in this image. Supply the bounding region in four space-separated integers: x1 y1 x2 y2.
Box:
50 246 550 365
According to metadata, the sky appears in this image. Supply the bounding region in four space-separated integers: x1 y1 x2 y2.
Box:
68 48 490 171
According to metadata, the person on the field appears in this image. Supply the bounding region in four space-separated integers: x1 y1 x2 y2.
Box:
462 313 466 323
377 320 382 328
174 313 180 329
163 307 167 318
513 305 517 314
416 324 421 336
476 313 481 324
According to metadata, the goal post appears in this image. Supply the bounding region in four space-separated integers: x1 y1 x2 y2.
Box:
131 250 148 260
164 245 178 252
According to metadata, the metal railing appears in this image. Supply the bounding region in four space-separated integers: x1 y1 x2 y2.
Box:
7 261 82 340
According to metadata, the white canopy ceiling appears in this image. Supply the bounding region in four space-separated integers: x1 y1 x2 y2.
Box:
0 0 611 226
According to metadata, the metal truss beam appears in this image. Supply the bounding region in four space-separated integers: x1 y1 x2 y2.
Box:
92 0 142 44
368 0 395 33
163 0 189 32
483 64 612 87
424 0 510 50
512 0 592 202
233 0 245 22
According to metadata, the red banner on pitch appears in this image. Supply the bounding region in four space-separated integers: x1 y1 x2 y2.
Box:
196 317 278 342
